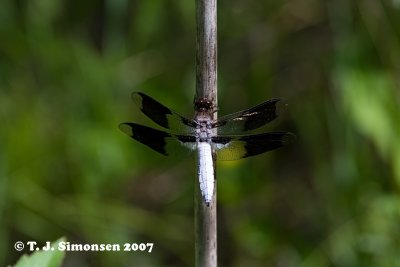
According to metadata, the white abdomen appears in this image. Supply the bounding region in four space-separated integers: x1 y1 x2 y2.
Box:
197 142 214 205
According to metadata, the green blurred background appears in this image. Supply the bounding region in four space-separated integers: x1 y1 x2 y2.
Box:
1 0 400 266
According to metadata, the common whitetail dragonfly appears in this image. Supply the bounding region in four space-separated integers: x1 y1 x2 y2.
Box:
119 92 295 206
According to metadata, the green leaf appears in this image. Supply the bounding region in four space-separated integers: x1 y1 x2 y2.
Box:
13 237 66 267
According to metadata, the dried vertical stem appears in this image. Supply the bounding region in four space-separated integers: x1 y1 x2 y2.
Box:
194 0 217 266
195 0 218 102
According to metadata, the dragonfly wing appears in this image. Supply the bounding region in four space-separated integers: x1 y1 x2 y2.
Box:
132 92 197 134
212 131 296 161
119 122 197 156
213 98 287 134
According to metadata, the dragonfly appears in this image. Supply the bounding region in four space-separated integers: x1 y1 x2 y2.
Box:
119 92 296 206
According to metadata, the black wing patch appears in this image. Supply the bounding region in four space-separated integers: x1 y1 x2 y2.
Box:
119 123 170 155
132 92 197 134
212 132 296 161
119 122 196 156
213 98 286 134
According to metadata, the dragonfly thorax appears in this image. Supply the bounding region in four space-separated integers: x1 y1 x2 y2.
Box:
195 119 213 142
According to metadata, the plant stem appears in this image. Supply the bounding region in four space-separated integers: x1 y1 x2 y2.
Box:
194 0 217 266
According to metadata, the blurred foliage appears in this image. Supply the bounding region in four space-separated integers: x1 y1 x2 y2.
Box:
13 238 65 267
1 0 400 266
